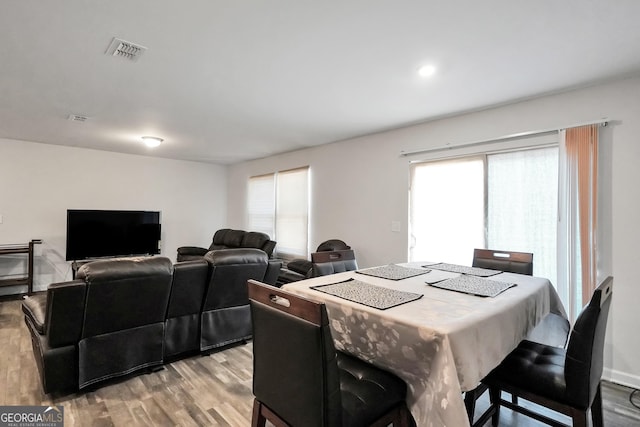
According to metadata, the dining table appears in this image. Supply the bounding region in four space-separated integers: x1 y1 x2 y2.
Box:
281 262 566 427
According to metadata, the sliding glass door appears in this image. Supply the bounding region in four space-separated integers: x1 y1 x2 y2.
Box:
410 147 558 282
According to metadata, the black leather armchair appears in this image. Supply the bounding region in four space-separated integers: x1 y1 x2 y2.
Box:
200 248 275 351
177 228 276 262
75 257 173 389
248 280 412 427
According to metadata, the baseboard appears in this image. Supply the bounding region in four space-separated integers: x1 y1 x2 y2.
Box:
604 367 640 389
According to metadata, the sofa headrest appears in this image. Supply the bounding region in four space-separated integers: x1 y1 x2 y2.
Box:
241 231 270 249
76 256 173 282
223 229 245 247
212 228 231 245
204 248 268 266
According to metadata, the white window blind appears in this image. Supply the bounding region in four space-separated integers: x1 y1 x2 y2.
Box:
275 167 309 257
248 174 275 238
248 167 309 258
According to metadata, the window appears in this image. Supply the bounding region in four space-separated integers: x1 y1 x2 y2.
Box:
248 173 275 238
410 146 558 284
248 167 309 258
409 157 485 265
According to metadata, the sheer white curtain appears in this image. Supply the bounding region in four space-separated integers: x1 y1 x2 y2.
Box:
487 148 558 285
557 125 599 321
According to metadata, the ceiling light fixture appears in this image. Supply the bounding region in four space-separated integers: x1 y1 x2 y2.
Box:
141 136 163 148
418 64 437 78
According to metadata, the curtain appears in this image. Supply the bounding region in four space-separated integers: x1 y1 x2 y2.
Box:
487 147 558 285
557 125 598 321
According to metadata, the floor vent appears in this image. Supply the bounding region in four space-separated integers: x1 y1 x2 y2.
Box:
105 37 147 62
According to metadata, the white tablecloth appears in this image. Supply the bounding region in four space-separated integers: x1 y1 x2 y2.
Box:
282 263 566 427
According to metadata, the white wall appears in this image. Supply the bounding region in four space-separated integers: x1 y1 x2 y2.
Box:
227 75 640 388
0 138 227 293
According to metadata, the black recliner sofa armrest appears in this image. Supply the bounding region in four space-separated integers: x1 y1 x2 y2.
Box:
264 260 283 286
261 240 277 258
177 246 208 256
285 259 313 276
176 246 208 262
22 280 87 347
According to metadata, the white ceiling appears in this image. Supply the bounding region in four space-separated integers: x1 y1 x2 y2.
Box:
2 1 640 164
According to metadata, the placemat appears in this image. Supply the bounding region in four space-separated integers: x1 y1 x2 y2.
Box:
429 275 516 297
311 278 423 310
425 262 502 277
356 264 430 280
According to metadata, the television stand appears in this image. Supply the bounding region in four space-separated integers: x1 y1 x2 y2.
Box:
0 239 42 295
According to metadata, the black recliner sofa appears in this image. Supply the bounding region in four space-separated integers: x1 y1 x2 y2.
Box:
23 252 281 394
176 228 277 262
164 249 280 358
22 257 173 393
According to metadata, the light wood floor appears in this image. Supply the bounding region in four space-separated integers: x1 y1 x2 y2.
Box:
2 297 639 426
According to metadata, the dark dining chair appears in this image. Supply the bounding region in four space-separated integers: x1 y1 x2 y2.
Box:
248 279 413 427
465 248 570 424
478 276 613 427
277 239 353 285
311 249 358 277
472 248 534 275
474 248 570 347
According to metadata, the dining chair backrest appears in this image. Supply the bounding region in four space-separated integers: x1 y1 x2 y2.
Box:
565 276 613 408
248 279 342 427
472 248 533 275
316 239 351 251
311 249 358 277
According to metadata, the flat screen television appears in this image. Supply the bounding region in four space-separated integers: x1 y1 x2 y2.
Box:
66 209 161 261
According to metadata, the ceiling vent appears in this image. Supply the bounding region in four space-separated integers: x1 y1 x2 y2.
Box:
106 37 147 62
68 114 89 122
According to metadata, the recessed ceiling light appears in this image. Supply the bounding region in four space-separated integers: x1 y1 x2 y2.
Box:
141 136 163 148
418 64 436 78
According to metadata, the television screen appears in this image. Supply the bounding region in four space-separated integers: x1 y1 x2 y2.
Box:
66 210 161 261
